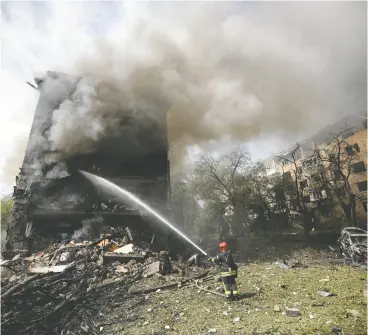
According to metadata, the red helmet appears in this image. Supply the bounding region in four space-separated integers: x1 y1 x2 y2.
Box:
219 241 228 252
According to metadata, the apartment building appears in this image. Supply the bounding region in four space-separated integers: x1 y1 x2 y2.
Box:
263 113 367 223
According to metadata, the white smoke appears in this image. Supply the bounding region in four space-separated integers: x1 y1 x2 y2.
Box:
1 1 366 185
49 77 98 155
72 220 92 241
45 162 69 180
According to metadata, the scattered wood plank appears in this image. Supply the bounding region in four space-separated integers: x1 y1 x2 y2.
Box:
103 253 144 262
28 265 69 274
1 273 49 299
114 243 134 254
128 270 209 295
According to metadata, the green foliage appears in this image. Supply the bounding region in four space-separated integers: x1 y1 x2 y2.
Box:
1 195 13 228
171 146 301 237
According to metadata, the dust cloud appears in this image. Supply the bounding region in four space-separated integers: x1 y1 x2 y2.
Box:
2 1 367 180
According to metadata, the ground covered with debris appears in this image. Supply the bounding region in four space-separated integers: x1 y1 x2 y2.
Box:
124 262 366 335
1 232 207 335
1 230 367 335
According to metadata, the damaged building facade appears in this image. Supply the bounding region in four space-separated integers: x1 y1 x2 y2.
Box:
5 71 187 257
263 111 367 226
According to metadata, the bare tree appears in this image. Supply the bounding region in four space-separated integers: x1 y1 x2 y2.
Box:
273 143 317 237
247 162 276 226
314 127 362 226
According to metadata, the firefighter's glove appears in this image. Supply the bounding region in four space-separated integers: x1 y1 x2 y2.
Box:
208 257 213 263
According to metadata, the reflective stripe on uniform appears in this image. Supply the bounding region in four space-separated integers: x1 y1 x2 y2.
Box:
220 270 237 277
223 283 231 297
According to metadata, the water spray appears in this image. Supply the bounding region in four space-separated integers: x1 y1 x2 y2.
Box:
79 170 208 256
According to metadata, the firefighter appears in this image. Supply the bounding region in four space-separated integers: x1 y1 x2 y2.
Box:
209 241 239 300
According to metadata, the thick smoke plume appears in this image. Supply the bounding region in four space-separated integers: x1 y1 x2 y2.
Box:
2 1 367 182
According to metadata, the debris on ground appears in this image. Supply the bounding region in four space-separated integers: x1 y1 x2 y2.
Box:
114 243 135 254
285 307 302 317
273 305 281 312
2 230 367 335
317 290 336 297
346 309 360 318
0 234 208 335
338 227 367 264
277 259 307 269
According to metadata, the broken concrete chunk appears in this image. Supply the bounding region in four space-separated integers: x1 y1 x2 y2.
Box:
76 263 86 271
208 329 217 334
9 275 21 283
0 259 10 266
165 325 170 330
317 290 336 297
172 311 180 321
59 252 70 262
233 317 240 322
11 254 21 261
144 261 160 277
278 262 290 269
114 243 134 254
346 309 360 318
273 305 281 312
115 265 129 273
285 308 301 317
223 311 229 316
80 325 89 332
97 254 104 266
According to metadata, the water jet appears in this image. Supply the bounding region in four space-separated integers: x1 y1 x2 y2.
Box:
80 170 208 256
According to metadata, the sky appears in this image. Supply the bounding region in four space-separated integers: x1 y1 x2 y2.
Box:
0 1 366 196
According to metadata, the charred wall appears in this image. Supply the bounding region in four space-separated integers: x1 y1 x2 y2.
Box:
4 71 171 253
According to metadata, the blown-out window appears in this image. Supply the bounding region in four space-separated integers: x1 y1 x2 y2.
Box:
351 161 366 173
357 181 367 192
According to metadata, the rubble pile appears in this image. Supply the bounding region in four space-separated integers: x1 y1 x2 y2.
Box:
1 234 207 335
338 227 367 265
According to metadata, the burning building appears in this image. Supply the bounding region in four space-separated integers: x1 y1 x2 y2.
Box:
4 71 189 256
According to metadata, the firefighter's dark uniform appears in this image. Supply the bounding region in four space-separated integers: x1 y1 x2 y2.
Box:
210 252 239 299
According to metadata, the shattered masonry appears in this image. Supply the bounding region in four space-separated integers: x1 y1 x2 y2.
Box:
4 70 187 255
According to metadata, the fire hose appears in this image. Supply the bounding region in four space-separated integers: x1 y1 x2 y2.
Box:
194 279 227 298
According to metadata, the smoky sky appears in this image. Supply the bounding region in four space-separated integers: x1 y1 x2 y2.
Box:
1 1 367 181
